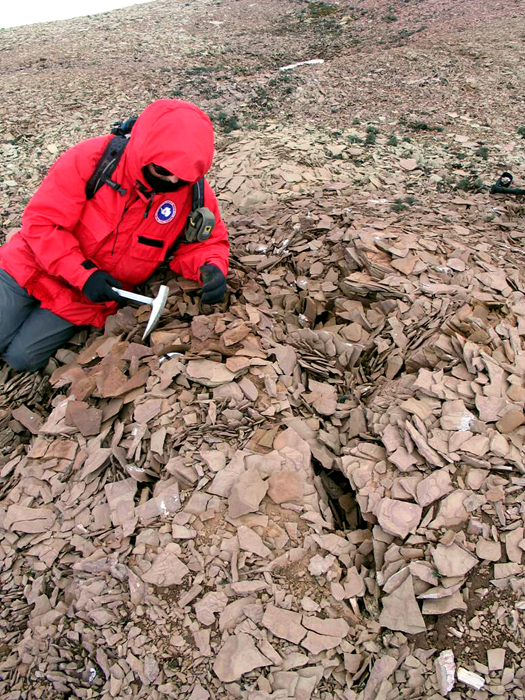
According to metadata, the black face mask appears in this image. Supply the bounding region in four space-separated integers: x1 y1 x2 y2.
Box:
141 167 189 193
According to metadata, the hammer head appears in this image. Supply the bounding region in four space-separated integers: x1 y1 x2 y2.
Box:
143 285 169 340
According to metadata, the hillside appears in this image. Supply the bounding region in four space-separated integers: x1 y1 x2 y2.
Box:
1 1 525 698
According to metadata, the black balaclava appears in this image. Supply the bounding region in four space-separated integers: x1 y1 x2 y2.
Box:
141 166 189 193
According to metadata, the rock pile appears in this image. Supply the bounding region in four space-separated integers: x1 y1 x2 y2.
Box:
1 125 525 698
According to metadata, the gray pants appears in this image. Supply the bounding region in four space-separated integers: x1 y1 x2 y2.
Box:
0 269 79 372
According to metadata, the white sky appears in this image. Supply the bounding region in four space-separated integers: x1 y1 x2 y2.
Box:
0 0 154 29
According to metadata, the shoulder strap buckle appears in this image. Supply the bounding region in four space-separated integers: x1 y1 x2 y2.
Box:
85 135 129 200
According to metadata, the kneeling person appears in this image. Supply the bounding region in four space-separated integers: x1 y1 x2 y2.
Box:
0 99 229 372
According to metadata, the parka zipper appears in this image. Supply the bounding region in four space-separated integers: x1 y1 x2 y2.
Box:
109 180 156 254
137 179 156 220
111 193 139 255
143 196 154 219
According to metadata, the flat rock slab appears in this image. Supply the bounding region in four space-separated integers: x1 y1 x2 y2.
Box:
228 467 268 518
308 554 336 576
186 360 236 387
273 344 298 375
429 490 471 529
213 633 271 682
496 407 525 433
416 469 453 507
302 616 350 638
201 450 226 472
343 567 366 598
222 322 250 346
134 398 162 424
105 478 137 528
4 505 56 533
457 668 485 690
431 543 478 577
219 597 256 632
376 498 422 539
195 591 229 626
476 539 502 561
12 405 42 434
363 655 398 700
238 525 271 558
188 683 210 700
301 631 341 654
422 592 467 615
262 604 306 644
65 400 102 437
487 648 506 671
379 575 426 634
267 469 303 504
142 552 190 587
505 527 524 564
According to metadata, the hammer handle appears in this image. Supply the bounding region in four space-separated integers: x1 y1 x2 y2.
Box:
490 172 525 196
490 185 525 195
111 287 153 306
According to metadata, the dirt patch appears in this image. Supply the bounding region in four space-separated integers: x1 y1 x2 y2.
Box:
426 567 524 667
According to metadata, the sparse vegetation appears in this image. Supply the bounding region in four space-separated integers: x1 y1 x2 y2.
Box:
393 25 427 42
391 199 408 212
406 120 444 132
210 111 240 133
365 125 379 145
456 175 486 192
383 6 398 22
475 146 489 159
308 0 341 19
306 1 340 18
391 195 417 212
185 66 219 75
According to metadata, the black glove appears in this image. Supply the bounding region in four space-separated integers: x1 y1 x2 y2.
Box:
200 264 226 304
82 270 122 303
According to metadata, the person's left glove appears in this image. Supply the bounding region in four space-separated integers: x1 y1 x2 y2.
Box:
200 264 226 304
82 270 123 303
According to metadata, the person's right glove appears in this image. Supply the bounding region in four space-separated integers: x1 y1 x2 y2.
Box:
200 264 226 304
82 270 123 303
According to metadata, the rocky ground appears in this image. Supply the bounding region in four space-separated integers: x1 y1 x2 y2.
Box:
1 0 525 698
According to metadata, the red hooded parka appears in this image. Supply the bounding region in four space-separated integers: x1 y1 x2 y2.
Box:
0 100 229 327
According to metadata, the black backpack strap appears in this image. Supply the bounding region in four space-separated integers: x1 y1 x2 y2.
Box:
185 177 215 243
85 135 129 200
192 177 205 209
